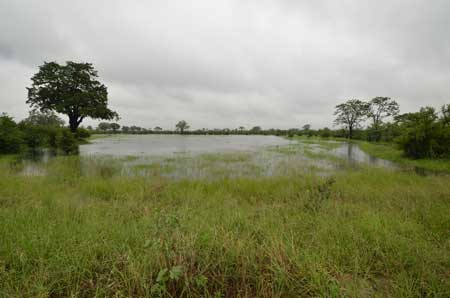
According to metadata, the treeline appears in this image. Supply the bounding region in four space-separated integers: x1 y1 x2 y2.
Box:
94 99 450 159
0 111 87 155
331 97 450 158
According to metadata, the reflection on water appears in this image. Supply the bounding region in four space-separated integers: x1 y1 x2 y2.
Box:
332 143 396 169
80 135 294 156
16 149 54 176
16 136 398 179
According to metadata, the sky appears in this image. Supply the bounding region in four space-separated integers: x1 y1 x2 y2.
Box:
1 0 449 130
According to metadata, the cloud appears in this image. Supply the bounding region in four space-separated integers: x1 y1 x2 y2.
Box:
1 0 449 129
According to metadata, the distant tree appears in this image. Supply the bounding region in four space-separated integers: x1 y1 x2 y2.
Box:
122 126 130 133
302 124 313 137
334 99 370 139
97 122 111 131
74 128 91 139
368 97 399 129
175 120 190 134
318 127 332 138
27 61 118 132
239 126 245 131
154 126 163 132
250 126 262 134
21 110 64 127
110 123 120 132
86 125 93 130
130 126 142 132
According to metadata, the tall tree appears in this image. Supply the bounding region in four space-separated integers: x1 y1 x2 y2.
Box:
27 61 118 132
368 97 399 129
175 120 190 134
334 99 370 139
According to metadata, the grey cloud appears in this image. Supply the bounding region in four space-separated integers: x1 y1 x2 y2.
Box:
1 0 449 129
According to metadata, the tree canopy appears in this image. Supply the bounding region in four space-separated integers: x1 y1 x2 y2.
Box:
334 99 370 139
368 97 399 129
27 61 118 132
20 110 65 128
175 120 190 134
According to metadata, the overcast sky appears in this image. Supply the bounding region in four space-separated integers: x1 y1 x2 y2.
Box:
1 0 449 130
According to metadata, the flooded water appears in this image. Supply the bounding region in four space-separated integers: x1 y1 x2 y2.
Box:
18 135 397 179
80 135 293 156
332 142 396 169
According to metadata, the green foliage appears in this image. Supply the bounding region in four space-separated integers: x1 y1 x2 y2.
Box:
395 106 450 158
55 129 79 155
20 110 64 127
27 61 118 132
334 99 370 139
175 120 190 134
97 122 111 131
75 127 91 139
110 123 120 132
318 127 332 138
0 113 23 154
250 126 262 134
97 122 121 133
0 156 449 297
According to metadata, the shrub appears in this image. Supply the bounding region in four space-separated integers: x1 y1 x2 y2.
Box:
0 114 23 154
75 127 91 139
396 106 450 158
56 129 79 155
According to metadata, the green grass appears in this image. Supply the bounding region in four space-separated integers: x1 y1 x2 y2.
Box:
356 141 450 173
0 155 449 297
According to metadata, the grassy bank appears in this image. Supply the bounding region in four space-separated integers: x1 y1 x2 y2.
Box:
291 136 450 173
356 141 450 173
0 156 449 297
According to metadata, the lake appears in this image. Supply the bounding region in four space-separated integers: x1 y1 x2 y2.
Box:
80 135 294 156
74 135 396 179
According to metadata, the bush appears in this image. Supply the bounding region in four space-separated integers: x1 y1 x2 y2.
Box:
396 106 450 158
0 114 24 154
75 127 91 139
56 129 79 155
19 124 49 152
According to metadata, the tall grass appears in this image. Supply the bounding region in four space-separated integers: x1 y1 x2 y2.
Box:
0 156 449 297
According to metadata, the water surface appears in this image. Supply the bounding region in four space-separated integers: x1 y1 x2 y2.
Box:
18 135 397 179
80 134 293 156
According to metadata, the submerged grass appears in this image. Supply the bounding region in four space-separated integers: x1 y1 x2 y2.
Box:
357 141 450 173
0 155 449 297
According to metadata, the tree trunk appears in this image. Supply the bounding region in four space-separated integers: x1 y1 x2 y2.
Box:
348 125 353 139
69 116 78 133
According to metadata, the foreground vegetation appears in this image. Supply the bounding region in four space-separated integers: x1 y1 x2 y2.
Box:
0 155 449 297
